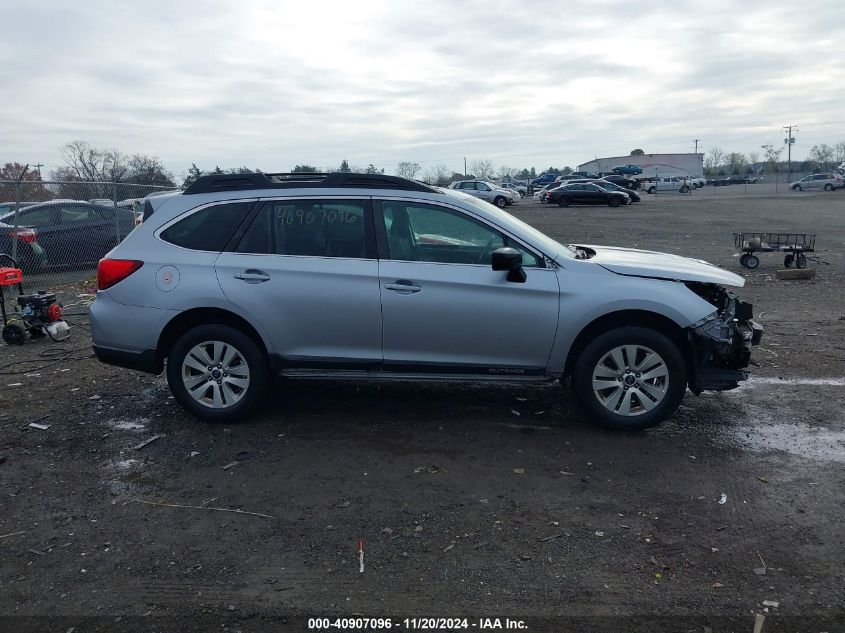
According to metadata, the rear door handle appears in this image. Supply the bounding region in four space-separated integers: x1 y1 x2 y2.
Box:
384 279 421 294
234 269 270 283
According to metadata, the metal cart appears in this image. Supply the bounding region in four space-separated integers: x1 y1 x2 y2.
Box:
733 232 816 269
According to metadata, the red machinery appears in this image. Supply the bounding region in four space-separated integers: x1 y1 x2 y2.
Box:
0 254 69 344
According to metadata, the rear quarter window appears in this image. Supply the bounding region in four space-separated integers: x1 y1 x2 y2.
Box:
160 202 253 251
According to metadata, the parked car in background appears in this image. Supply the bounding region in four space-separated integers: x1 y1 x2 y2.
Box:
570 171 600 179
558 179 640 203
602 174 639 189
533 182 561 202
0 220 47 271
90 171 762 430
448 180 517 208
645 177 691 194
554 174 586 184
611 164 643 175
498 182 528 196
530 173 559 187
0 201 136 268
546 183 630 207
0 201 37 215
790 173 844 191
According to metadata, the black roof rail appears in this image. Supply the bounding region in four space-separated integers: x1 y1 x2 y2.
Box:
183 172 437 195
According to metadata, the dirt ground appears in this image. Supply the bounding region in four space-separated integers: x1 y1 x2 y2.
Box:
1 187 844 632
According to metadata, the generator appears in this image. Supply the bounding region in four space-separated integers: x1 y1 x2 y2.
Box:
0 254 70 345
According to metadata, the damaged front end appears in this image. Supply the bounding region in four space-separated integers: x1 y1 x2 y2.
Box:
685 282 764 393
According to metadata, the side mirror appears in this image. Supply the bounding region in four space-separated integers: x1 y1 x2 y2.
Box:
491 247 526 283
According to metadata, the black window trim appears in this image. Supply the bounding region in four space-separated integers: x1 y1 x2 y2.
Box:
224 195 377 260
372 198 546 268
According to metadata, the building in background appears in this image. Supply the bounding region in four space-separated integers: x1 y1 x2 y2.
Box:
578 153 704 178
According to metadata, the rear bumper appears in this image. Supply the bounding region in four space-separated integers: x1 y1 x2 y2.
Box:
93 344 161 374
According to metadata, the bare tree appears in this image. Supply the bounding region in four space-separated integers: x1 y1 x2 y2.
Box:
809 144 834 168
497 165 518 180
127 154 175 186
761 143 783 175
468 159 495 180
422 163 452 186
834 141 845 163
726 152 747 175
395 161 421 180
705 147 724 176
56 140 129 182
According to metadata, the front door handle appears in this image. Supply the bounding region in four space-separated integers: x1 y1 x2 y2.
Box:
384 279 421 294
234 269 270 283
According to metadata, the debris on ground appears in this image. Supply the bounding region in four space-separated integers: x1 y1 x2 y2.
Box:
28 422 51 430
381 527 393 535
510 409 521 416
719 493 727 504
762 600 779 608
131 498 273 519
221 461 239 470
133 434 163 450
757 476 769 483
443 542 455 552
538 533 564 542
513 468 525 474
0 530 27 540
776 268 816 280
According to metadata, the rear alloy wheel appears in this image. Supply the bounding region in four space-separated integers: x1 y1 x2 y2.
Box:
494 196 507 209
572 327 687 430
824 183 833 191
167 324 268 421
648 186 656 194
608 197 621 207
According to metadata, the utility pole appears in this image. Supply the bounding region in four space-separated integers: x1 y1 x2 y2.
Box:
464 157 467 176
783 125 798 184
33 163 44 179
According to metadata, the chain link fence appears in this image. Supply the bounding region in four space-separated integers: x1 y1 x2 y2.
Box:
0 180 176 309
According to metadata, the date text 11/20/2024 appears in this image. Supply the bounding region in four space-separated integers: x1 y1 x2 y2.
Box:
307 617 528 630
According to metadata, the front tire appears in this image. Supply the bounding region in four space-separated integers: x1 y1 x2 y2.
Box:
494 196 507 209
793 185 802 191
572 327 687 431
166 324 268 422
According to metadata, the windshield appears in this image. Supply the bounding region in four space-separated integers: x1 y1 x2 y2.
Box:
438 187 574 259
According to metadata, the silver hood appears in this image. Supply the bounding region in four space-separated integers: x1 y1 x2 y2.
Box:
575 244 745 287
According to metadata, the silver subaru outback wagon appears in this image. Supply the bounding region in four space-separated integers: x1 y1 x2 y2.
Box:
90 172 762 430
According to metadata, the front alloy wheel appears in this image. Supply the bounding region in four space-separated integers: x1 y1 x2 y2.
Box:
591 345 668 416
572 326 687 430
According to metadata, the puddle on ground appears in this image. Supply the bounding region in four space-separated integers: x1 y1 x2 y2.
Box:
731 422 845 463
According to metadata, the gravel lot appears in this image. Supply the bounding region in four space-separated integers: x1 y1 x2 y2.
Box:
1 187 844 632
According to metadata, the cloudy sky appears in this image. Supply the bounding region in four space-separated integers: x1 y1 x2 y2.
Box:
2 0 843 178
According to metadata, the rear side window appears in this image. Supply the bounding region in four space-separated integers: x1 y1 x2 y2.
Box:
235 199 368 258
160 202 252 251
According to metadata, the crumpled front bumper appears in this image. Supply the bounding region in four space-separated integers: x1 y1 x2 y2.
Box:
688 297 763 393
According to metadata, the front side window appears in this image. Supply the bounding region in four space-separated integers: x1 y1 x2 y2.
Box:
379 202 540 267
160 201 253 251
236 199 367 258
476 182 491 191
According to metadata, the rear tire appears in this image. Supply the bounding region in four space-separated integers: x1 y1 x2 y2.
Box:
494 196 507 209
572 326 687 431
608 197 621 207
824 183 833 191
793 185 802 191
745 255 759 269
647 186 656 194
166 324 268 422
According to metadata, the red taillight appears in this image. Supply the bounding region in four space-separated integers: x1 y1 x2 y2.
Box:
9 228 37 243
97 258 143 290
